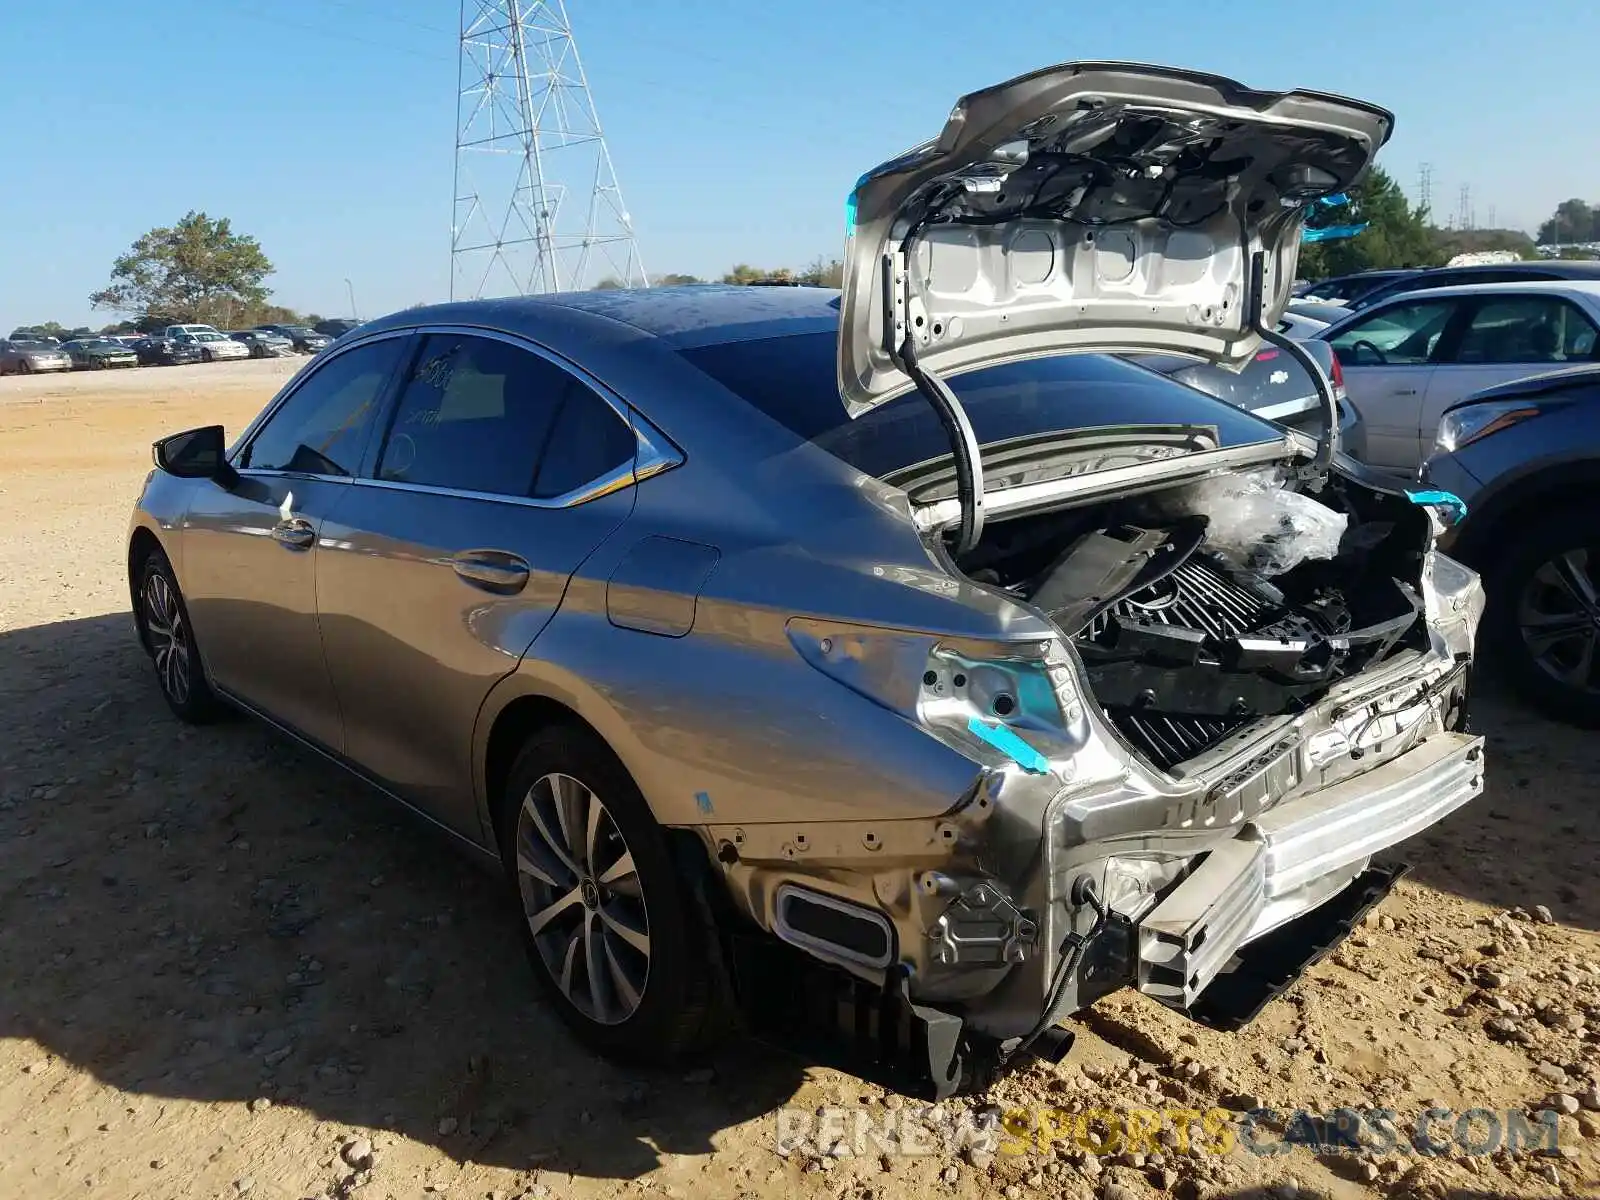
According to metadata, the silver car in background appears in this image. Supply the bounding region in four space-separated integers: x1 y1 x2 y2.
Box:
0 338 73 374
126 62 1485 1097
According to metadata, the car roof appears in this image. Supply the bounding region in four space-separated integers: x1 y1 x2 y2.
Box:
1358 279 1600 304
360 284 843 352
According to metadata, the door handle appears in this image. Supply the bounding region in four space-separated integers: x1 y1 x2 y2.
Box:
272 518 316 549
1392 387 1418 396
451 550 531 595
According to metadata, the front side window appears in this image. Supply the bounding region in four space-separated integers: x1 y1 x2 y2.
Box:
1450 296 1598 365
1329 299 1457 366
240 338 405 475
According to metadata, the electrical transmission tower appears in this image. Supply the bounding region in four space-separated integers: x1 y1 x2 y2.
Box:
451 0 647 299
1458 184 1472 232
1417 163 1433 215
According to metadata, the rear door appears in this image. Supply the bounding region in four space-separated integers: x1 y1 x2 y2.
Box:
1418 293 1600 459
314 328 644 837
1324 296 1466 474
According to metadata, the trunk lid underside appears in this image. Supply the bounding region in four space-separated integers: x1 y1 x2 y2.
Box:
837 61 1394 417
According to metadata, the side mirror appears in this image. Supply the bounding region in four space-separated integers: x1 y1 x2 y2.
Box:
153 425 237 486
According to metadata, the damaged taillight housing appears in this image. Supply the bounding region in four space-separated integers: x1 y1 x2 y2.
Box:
1420 548 1485 659
785 619 1101 778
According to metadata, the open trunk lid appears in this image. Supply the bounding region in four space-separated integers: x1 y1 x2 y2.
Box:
837 61 1393 416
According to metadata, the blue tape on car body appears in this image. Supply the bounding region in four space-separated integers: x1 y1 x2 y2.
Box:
967 717 1050 774
1406 488 1468 521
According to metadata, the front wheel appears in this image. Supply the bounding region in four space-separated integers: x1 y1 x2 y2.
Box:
499 724 723 1063
137 549 222 724
1485 515 1600 727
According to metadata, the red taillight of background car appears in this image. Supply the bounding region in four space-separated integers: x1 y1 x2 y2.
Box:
1328 351 1345 391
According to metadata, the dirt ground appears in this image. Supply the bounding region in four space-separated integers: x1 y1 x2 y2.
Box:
3 361 1600 1200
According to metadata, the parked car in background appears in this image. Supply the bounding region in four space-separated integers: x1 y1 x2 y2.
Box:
1344 259 1600 314
1316 281 1600 476
0 337 73 374
163 323 227 342
312 318 360 340
134 336 205 367
125 63 1485 1099
1133 329 1367 460
254 323 332 354
1297 269 1423 306
62 339 139 371
1421 364 1600 726
172 330 251 362
229 330 297 359
8 329 63 345
1288 299 1357 326
62 338 139 370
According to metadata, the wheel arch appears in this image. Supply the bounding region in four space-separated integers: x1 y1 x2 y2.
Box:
475 678 724 892
474 668 660 848
1450 459 1600 575
127 525 165 651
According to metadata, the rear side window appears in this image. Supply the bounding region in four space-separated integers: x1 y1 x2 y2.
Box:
531 384 637 498
376 333 568 497
680 332 1281 479
240 338 405 475
1451 296 1598 365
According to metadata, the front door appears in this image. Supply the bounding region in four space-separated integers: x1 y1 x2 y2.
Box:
314 329 641 837
180 333 411 749
1326 296 1463 475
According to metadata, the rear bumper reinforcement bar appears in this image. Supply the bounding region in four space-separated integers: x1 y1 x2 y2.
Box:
1138 731 1483 1011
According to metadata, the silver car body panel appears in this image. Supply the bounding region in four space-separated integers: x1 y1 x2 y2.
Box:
838 61 1393 416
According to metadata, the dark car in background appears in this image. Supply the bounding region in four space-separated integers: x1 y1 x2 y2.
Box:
1345 260 1600 314
254 323 332 354
1421 364 1600 726
311 318 360 341
0 337 73 374
229 330 297 359
134 336 205 367
1296 268 1423 306
62 338 139 370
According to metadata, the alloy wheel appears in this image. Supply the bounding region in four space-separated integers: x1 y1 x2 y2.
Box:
1517 546 1600 697
514 772 650 1025
142 571 191 705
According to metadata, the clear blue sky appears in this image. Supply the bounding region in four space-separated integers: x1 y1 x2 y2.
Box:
2 0 1595 332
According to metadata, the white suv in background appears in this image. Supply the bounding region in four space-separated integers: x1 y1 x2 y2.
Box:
162 324 250 362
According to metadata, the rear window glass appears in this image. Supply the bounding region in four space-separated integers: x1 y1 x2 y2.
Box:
678 332 1281 479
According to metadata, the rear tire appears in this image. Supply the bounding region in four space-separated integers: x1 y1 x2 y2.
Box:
497 723 722 1063
1484 514 1600 727
136 548 222 724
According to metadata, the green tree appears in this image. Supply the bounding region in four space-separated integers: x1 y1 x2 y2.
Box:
590 276 625 290
1537 199 1597 245
90 211 274 326
9 321 71 340
653 272 705 286
722 264 794 284
798 256 844 287
1298 165 1443 278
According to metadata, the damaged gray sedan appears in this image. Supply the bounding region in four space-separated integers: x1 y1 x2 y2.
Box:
126 62 1485 1097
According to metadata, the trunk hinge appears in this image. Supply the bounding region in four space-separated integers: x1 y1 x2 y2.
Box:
1247 249 1338 480
883 250 986 555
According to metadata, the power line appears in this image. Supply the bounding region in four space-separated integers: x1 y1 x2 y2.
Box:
451 0 647 297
